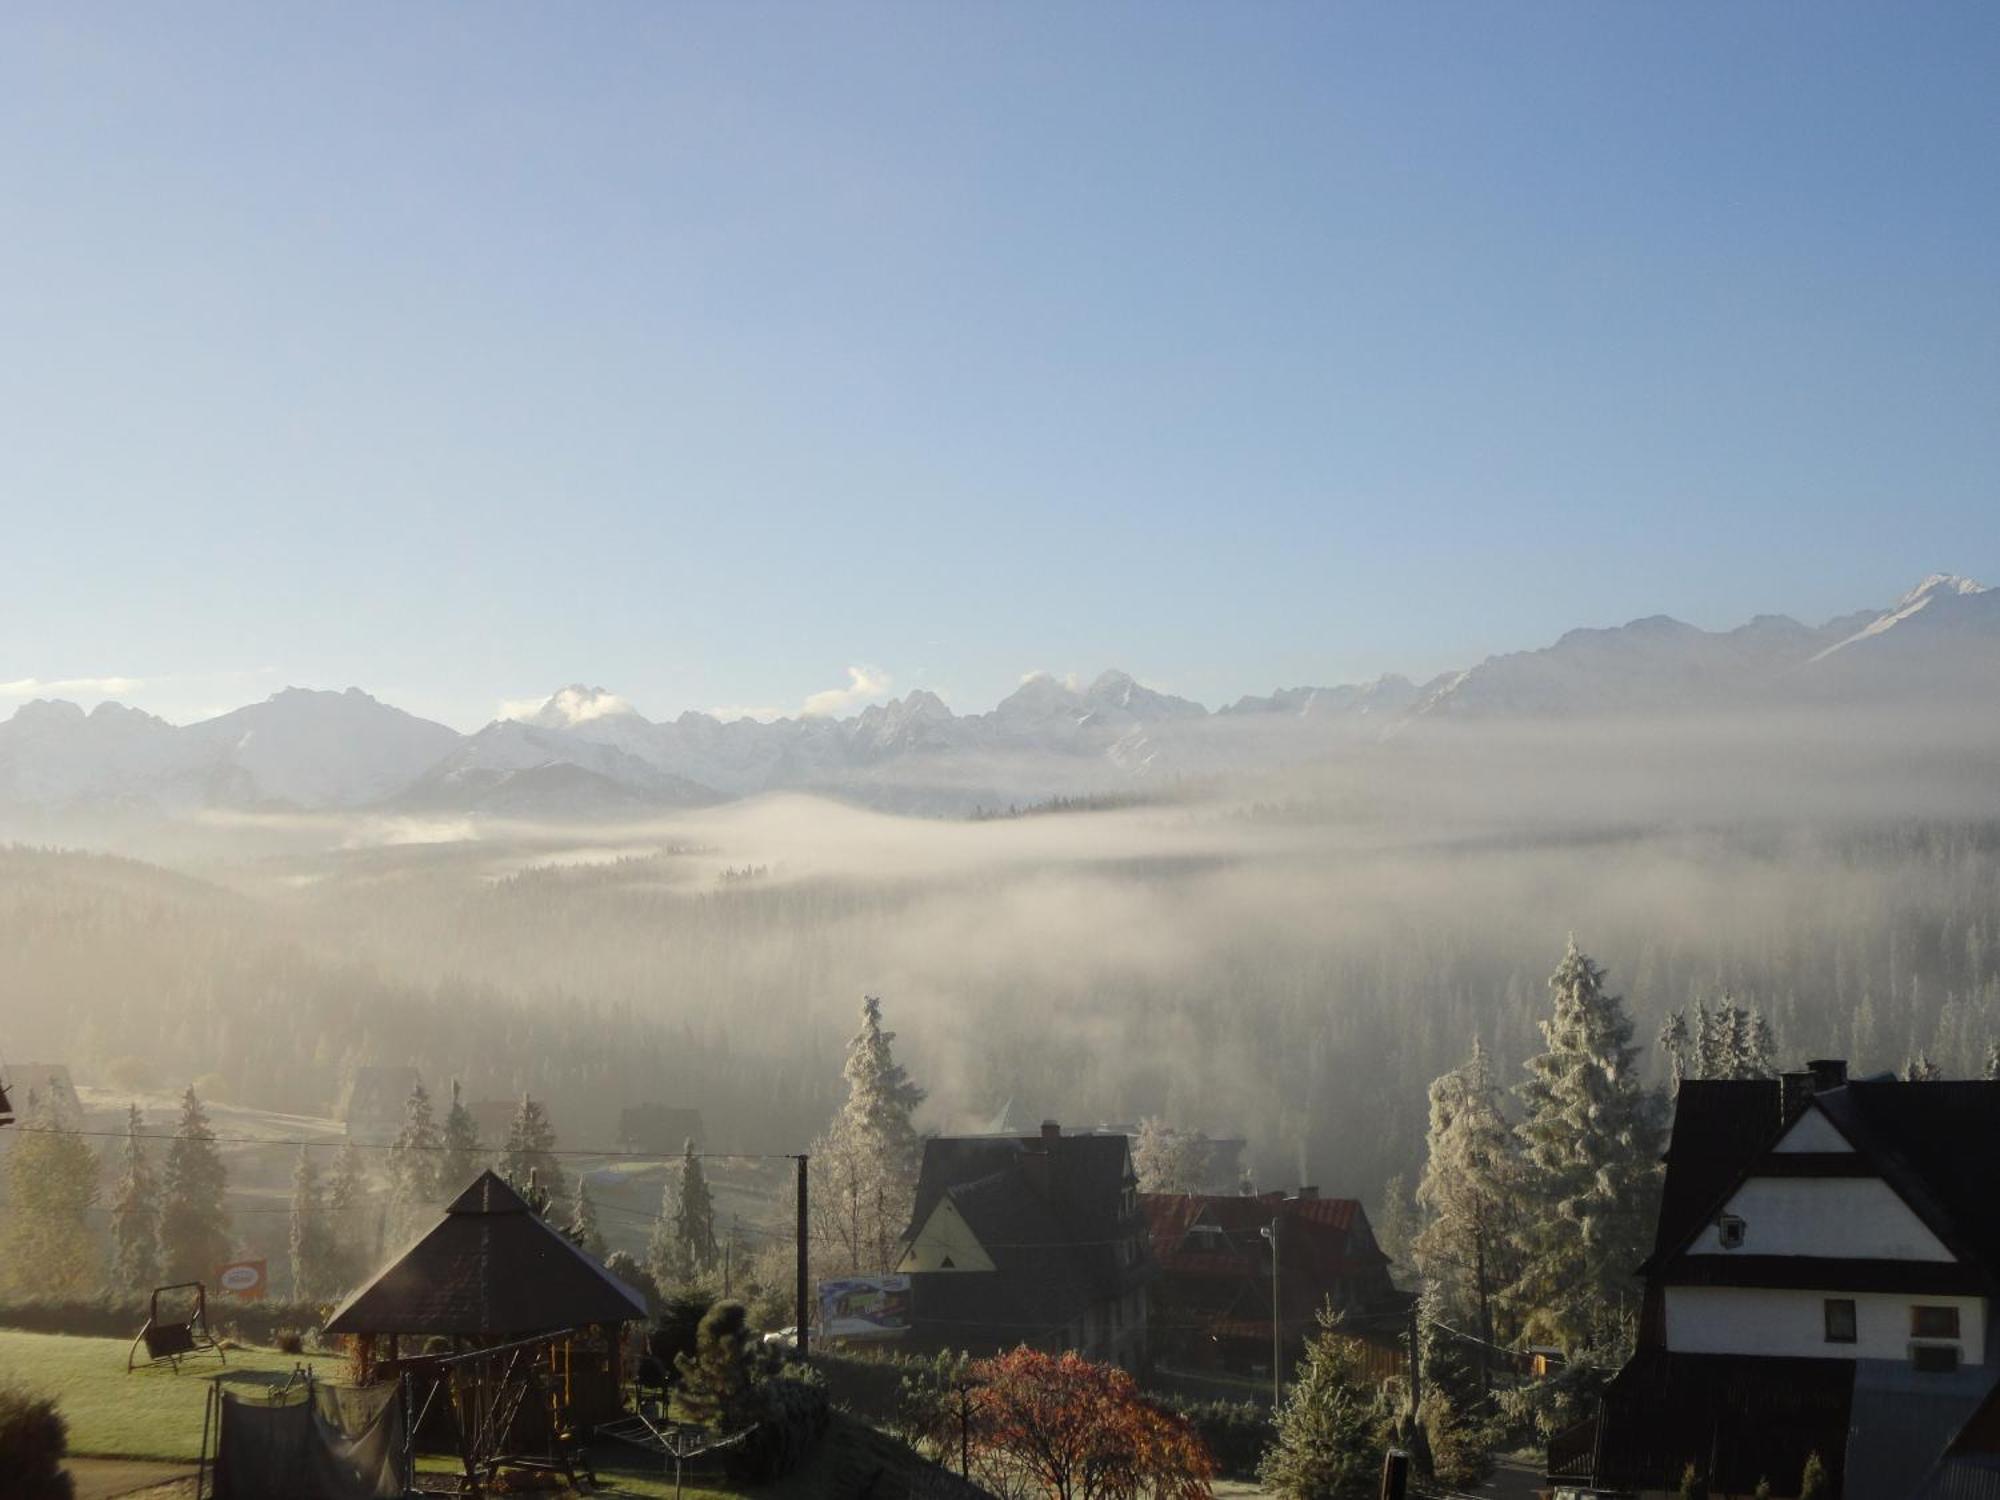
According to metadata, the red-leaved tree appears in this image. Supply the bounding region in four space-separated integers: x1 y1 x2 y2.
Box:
967 1347 1215 1500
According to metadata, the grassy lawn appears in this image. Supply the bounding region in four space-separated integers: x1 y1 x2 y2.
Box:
2 1331 903 1500
0 1330 344 1461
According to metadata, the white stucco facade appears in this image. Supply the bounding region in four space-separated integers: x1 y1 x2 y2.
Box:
1664 1285 1986 1364
1686 1175 1954 1260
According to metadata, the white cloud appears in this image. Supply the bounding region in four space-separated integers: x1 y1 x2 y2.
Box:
497 696 548 723
802 665 893 718
0 675 143 698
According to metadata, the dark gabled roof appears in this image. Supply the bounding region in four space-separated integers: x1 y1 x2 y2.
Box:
1646 1078 2000 1286
1819 1082 2000 1270
326 1170 645 1338
1142 1192 1386 1280
1592 1348 1854 1492
0 1078 12 1128
907 1130 1139 1295
1643 1078 1784 1274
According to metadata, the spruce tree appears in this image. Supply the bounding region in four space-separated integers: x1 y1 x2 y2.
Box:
386 1079 442 1238
158 1086 230 1286
674 1299 759 1430
324 1137 368 1286
1904 1051 1943 1083
288 1145 337 1302
109 1103 160 1293
1510 939 1663 1349
674 1139 719 1278
1986 1039 2000 1082
0 1088 102 1299
1415 1038 1522 1382
809 995 926 1275
439 1079 483 1198
567 1178 607 1259
647 1178 683 1290
502 1093 567 1209
1257 1307 1393 1500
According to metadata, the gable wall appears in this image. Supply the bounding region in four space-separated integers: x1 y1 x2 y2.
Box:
1686 1176 1954 1261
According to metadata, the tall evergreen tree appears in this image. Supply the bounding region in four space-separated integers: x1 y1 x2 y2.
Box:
288 1145 338 1302
1904 1051 1944 1083
158 1086 230 1286
1985 1039 2000 1082
1510 939 1663 1348
386 1079 442 1238
1414 1038 1522 1383
674 1140 719 1278
501 1093 567 1209
567 1177 607 1260
646 1179 682 1291
324 1136 368 1285
0 1088 102 1299
109 1103 160 1292
439 1079 483 1198
810 995 926 1275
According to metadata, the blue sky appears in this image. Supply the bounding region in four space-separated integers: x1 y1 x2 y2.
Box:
2 3 1996 729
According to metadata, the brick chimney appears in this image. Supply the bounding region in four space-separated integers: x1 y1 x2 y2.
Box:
1807 1058 1849 1093
1041 1119 1061 1146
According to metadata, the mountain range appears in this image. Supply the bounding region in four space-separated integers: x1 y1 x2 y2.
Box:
5 574 1997 820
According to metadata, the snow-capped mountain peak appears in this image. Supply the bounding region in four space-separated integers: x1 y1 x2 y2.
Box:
1812 573 1991 662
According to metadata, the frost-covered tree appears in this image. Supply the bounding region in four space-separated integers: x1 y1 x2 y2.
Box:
1660 997 1776 1081
567 1177 607 1260
439 1079 483 1200
1374 1172 1420 1285
1985 1040 2000 1082
386 1080 442 1238
1258 1307 1393 1500
1510 939 1664 1348
502 1093 567 1209
811 995 926 1275
288 1146 338 1302
109 1103 160 1292
1904 1051 1944 1083
674 1140 719 1278
1133 1117 1215 1195
158 1087 230 1285
1415 1039 1522 1380
323 1136 369 1286
1 1088 102 1299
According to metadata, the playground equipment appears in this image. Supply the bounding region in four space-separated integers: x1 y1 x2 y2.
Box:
129 1281 228 1373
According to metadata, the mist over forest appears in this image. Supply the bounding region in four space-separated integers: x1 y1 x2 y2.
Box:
8 705 1999 1215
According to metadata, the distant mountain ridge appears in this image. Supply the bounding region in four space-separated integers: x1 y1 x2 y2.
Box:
4 574 1995 818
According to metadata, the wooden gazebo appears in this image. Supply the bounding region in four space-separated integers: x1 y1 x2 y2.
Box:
327 1170 646 1427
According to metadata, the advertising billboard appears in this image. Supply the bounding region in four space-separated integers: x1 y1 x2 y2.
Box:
216 1259 268 1301
817 1274 912 1340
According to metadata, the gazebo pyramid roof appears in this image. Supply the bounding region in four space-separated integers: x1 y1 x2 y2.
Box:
326 1169 646 1339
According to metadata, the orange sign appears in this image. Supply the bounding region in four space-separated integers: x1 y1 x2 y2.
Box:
217 1259 268 1301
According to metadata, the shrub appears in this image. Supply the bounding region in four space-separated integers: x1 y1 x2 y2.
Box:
0 1383 73 1500
1158 1397 1273 1480
730 1369 830 1481
274 1328 305 1355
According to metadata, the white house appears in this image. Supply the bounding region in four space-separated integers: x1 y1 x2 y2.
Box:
1552 1061 2000 1500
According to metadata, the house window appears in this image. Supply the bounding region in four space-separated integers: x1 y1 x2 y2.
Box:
1716 1214 1747 1250
1912 1306 1961 1339
1823 1299 1857 1344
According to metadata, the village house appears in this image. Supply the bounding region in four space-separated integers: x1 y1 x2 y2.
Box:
1551 1060 2000 1500
1143 1188 1410 1394
893 1120 1152 1369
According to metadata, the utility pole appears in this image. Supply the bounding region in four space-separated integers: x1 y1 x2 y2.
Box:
795 1154 810 1359
1260 1215 1281 1409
